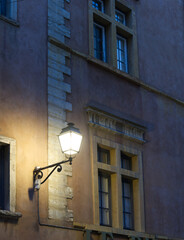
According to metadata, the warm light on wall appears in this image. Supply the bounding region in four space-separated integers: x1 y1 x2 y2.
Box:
33 122 82 190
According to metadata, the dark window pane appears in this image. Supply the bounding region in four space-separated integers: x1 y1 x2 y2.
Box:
102 193 109 208
122 178 134 230
115 9 126 25
124 213 133 229
0 0 6 16
0 144 10 210
123 182 131 197
121 152 132 170
117 36 128 72
92 0 104 12
99 173 111 226
0 0 11 18
98 146 110 164
124 198 132 213
94 23 106 61
102 209 110 225
0 146 5 209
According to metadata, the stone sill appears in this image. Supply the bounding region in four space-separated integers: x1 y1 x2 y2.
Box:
73 222 182 240
0 15 19 27
48 36 184 107
0 210 22 220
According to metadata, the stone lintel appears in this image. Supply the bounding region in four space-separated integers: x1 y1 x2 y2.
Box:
86 107 146 144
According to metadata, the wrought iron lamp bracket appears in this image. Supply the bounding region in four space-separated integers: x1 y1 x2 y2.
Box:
33 157 72 190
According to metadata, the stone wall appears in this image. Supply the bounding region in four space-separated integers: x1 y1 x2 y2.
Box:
47 0 72 221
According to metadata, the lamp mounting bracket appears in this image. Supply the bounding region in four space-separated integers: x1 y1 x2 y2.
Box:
33 157 72 190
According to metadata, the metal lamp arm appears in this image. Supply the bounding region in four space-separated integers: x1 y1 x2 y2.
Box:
33 157 72 190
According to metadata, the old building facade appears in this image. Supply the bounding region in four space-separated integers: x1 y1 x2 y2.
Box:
0 0 184 239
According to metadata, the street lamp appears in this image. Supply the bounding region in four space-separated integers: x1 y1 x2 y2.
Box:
33 123 82 190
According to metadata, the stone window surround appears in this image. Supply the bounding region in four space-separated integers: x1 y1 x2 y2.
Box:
91 135 145 232
0 135 21 220
86 107 145 233
89 0 139 77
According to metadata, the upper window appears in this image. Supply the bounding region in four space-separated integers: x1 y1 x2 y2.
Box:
92 0 104 12
94 22 106 62
89 0 139 76
115 9 126 25
98 146 110 164
0 0 17 20
121 152 132 170
117 35 128 73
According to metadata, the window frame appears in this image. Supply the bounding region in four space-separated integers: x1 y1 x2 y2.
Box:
0 0 17 20
98 172 112 226
92 0 104 13
121 152 132 170
115 9 126 25
0 144 10 210
90 134 145 232
93 22 106 62
117 35 128 73
122 177 134 230
98 145 110 164
0 136 16 212
89 0 139 77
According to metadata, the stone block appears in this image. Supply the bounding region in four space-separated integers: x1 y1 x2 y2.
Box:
48 67 64 81
48 42 70 58
48 86 66 101
48 49 66 65
48 95 72 111
48 77 71 93
48 58 71 76
48 104 67 121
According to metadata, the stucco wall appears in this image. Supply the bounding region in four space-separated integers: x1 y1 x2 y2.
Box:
66 0 184 238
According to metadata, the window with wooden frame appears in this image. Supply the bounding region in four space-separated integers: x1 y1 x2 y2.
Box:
0 144 10 210
0 0 17 20
115 9 126 25
0 136 16 213
95 141 144 231
94 22 106 62
87 107 145 232
90 136 145 232
122 177 134 230
121 152 132 170
98 145 110 164
117 35 128 73
89 0 139 76
92 0 104 12
98 172 111 226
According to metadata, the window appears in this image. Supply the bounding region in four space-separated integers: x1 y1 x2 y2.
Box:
94 23 106 62
122 178 134 230
0 0 17 20
92 0 104 12
0 0 9 17
0 136 16 213
89 0 139 76
87 106 146 232
115 9 126 25
98 172 111 226
0 144 10 210
121 152 131 170
98 146 110 164
117 35 128 73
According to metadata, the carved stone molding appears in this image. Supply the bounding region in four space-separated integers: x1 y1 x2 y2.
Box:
86 107 146 143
